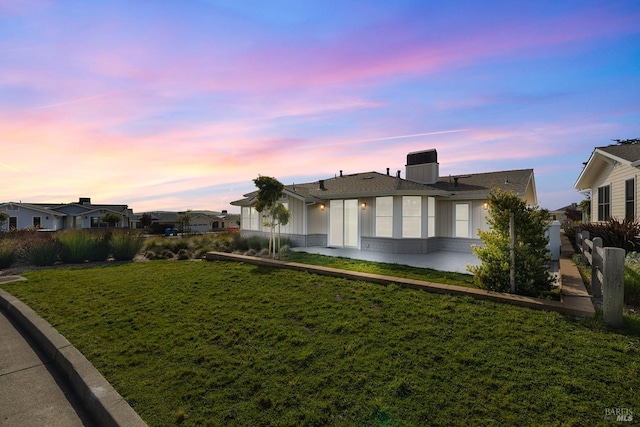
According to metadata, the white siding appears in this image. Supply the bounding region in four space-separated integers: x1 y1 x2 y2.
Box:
591 162 639 221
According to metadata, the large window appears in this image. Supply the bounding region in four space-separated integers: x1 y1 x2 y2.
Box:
33 217 41 228
241 206 261 230
626 179 635 220
455 203 470 238
598 185 611 221
402 196 421 238
427 197 436 238
375 196 393 237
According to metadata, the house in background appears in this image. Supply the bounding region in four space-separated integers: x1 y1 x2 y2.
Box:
575 143 640 222
231 149 538 254
0 197 134 231
134 210 239 232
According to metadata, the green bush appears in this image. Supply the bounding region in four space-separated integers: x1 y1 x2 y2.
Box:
0 240 16 268
110 232 144 261
23 238 60 266
469 188 553 297
624 257 640 306
58 231 110 263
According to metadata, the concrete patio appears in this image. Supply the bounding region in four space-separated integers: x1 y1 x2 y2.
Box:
290 247 480 274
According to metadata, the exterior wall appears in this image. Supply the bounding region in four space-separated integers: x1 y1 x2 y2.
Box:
307 203 327 235
190 215 213 233
436 199 489 238
0 206 62 230
590 162 639 221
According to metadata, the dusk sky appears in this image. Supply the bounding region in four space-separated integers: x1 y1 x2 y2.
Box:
2 1 639 213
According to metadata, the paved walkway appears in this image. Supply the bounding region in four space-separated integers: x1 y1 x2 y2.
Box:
0 277 147 427
0 308 88 426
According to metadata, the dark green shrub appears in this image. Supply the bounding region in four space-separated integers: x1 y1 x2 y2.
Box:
577 218 640 253
469 188 553 297
110 232 144 261
0 240 16 268
23 238 60 266
58 231 110 263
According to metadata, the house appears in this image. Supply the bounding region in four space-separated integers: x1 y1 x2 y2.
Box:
231 149 537 254
575 143 640 222
134 210 240 232
0 198 134 231
550 203 583 228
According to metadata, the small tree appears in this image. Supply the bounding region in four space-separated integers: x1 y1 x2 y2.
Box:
468 188 553 297
102 212 122 227
0 211 8 231
253 176 285 258
176 211 192 233
273 203 291 258
139 213 153 230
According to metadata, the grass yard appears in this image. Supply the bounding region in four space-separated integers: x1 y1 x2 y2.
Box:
2 261 639 426
283 251 476 288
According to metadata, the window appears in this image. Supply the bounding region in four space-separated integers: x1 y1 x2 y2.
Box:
241 207 261 230
33 217 41 228
626 179 635 220
455 203 470 238
9 217 17 229
250 207 260 230
402 196 421 238
375 196 393 237
427 197 436 238
598 185 611 221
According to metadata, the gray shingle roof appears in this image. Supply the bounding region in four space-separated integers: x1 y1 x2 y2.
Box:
231 169 534 205
598 144 640 163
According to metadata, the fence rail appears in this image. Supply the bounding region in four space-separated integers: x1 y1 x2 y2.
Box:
575 229 625 327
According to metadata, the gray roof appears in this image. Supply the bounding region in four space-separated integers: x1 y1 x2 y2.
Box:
598 144 640 163
231 169 534 206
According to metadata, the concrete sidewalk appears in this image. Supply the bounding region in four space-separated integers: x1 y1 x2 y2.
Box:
0 276 147 427
0 308 89 426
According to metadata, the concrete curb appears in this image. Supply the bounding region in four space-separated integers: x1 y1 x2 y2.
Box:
0 285 147 427
206 251 595 318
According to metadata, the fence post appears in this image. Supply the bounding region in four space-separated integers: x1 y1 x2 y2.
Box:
602 247 625 328
591 237 602 299
575 228 582 250
581 230 590 263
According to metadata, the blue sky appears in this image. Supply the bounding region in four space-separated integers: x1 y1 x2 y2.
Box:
1 0 639 212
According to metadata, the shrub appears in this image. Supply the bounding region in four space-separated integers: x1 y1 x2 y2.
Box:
58 230 110 263
469 188 553 297
577 218 640 254
23 238 60 266
0 239 16 268
624 254 640 306
110 232 144 261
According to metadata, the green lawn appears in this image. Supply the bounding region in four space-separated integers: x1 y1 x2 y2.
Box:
2 260 639 426
283 251 476 287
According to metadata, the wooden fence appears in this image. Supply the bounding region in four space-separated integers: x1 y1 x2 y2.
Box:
575 229 625 327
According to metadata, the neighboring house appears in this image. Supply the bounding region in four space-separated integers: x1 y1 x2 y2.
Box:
134 210 240 232
550 203 582 228
0 197 134 231
575 143 640 222
231 149 538 254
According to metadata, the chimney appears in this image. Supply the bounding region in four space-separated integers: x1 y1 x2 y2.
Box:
79 197 91 205
319 179 326 190
405 149 439 184
340 170 343 177
386 168 390 176
396 170 401 178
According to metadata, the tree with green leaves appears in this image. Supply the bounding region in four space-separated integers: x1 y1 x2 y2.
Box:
253 175 287 258
468 188 553 297
176 211 192 234
0 211 8 231
102 212 122 227
273 202 291 258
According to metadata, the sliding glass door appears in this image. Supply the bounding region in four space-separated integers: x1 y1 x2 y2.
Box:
329 199 358 247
